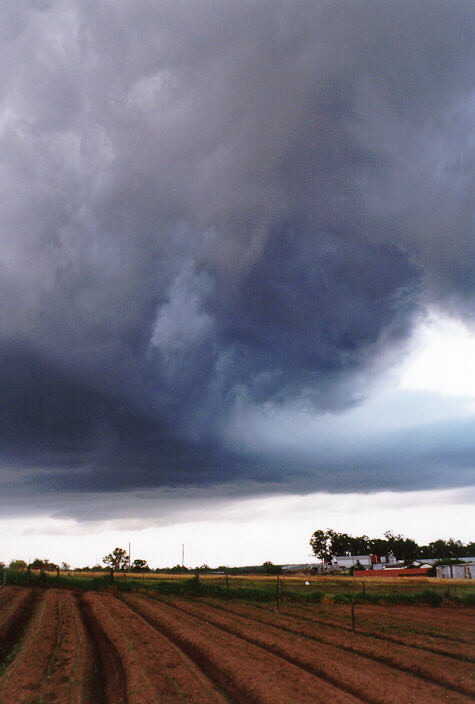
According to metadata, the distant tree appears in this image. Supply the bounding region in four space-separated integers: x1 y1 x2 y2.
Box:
310 529 371 561
425 538 466 559
312 529 474 565
30 558 57 571
368 538 389 558
131 559 150 572
328 531 353 556
464 541 475 556
384 532 418 564
348 535 371 555
103 547 128 571
309 529 333 562
61 562 71 571
262 561 282 574
9 559 27 570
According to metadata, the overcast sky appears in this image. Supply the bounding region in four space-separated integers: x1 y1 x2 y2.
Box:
0 1 473 567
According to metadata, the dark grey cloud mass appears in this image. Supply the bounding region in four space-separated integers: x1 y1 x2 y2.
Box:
0 0 473 508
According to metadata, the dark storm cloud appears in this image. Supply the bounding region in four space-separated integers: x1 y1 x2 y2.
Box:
0 0 473 501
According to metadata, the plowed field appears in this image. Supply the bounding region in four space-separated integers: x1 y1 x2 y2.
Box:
0 586 473 703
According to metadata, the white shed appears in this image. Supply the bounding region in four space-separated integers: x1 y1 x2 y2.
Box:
436 563 475 579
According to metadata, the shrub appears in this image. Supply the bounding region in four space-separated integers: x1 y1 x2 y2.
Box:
451 592 475 607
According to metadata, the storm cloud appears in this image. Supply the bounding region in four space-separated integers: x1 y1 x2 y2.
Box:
0 0 473 506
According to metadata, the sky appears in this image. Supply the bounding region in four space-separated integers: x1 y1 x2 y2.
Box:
0 1 474 568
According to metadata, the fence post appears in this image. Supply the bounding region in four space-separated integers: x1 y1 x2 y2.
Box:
56 566 60 580
276 573 280 612
27 564 31 585
109 568 114 583
362 581 366 594
351 601 356 633
225 570 229 595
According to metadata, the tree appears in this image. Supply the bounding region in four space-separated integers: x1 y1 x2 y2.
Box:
348 535 371 555
103 547 128 571
9 559 27 570
131 559 150 572
310 529 371 561
61 562 71 571
384 531 418 563
30 558 57 571
309 529 333 562
328 531 353 556
368 538 389 558
263 561 282 574
170 564 189 573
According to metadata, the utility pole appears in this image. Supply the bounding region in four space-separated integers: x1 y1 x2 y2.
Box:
129 542 131 571
182 544 185 570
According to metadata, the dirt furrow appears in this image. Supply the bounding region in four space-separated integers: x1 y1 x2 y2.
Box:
285 602 475 643
197 598 475 698
0 589 96 704
0 589 57 701
160 597 472 704
125 593 362 704
256 602 475 661
83 592 231 704
0 588 40 669
79 592 128 704
0 586 17 605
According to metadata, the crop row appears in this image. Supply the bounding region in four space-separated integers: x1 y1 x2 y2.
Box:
0 586 473 703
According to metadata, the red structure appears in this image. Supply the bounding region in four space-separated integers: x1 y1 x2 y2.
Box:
353 567 431 578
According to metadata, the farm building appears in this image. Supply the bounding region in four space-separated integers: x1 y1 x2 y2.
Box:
332 554 398 568
332 555 372 568
436 563 475 579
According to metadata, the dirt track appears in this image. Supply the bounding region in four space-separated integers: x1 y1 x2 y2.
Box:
0 587 473 703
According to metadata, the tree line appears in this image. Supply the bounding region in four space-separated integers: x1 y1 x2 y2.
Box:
310 529 475 564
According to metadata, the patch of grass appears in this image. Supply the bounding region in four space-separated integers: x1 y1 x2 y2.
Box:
7 569 472 608
451 591 475 607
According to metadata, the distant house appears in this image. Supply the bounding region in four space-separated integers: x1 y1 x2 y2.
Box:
332 554 398 570
332 555 372 569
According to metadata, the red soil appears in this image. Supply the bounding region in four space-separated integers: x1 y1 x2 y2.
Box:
125 593 360 704
288 602 475 639
1 586 473 703
83 592 229 704
197 598 475 698
0 587 33 634
274 602 475 658
0 589 94 704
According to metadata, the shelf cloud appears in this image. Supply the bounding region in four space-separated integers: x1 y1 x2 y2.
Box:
0 0 473 513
